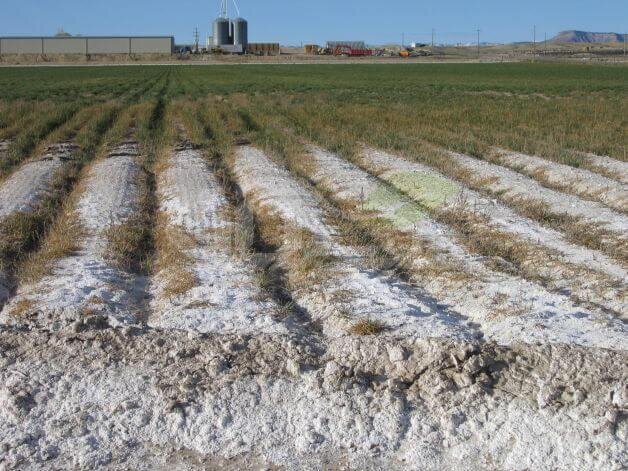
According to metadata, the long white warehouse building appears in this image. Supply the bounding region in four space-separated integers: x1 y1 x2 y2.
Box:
0 36 174 55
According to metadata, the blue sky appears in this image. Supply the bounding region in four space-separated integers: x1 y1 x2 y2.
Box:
1 0 626 45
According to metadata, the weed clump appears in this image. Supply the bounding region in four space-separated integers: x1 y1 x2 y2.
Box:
18 210 83 283
285 229 336 287
8 298 35 317
105 215 153 274
350 319 385 336
154 216 197 297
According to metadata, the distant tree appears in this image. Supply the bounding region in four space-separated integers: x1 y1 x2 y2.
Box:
55 28 72 37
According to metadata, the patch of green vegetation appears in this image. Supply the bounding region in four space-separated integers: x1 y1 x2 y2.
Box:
387 171 460 209
364 185 425 228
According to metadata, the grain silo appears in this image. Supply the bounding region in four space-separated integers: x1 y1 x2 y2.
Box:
213 17 231 46
212 0 248 53
232 17 248 49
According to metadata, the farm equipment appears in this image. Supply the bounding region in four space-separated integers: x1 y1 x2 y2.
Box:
399 47 433 58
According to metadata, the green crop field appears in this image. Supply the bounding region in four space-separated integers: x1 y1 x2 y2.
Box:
1 63 626 164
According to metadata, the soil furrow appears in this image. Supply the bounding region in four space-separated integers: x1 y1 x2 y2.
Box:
358 147 627 316
150 145 287 335
233 146 484 342
304 145 627 350
490 148 627 213
0 141 146 329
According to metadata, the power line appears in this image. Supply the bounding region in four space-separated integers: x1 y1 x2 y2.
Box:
193 27 200 52
476 29 481 59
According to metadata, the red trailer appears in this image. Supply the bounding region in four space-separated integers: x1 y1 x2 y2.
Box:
333 44 373 57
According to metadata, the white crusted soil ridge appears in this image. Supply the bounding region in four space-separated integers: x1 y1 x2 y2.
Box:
0 141 144 329
0 143 78 308
492 147 627 213
150 147 287 336
444 149 628 237
233 146 478 342
359 146 627 315
0 143 77 219
0 328 625 470
581 152 628 185
306 145 627 350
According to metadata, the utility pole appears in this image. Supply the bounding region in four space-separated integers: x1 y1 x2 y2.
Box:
476 29 481 59
402 32 405 48
533 25 536 61
193 27 200 53
432 28 435 49
624 33 626 56
544 32 547 55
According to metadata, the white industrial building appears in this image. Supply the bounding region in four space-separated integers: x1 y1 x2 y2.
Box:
0 36 174 55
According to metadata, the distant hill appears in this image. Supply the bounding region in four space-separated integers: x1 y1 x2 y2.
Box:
550 30 625 43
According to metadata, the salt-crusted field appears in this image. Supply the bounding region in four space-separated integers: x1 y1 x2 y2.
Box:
0 64 626 469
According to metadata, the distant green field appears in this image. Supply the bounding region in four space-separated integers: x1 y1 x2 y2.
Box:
0 63 626 101
0 63 626 160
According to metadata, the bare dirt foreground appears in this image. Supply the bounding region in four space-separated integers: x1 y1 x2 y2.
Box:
0 142 626 469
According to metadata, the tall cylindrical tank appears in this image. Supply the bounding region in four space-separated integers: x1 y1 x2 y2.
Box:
213 17 231 46
232 17 248 49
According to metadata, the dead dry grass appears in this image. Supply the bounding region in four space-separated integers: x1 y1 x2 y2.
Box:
284 228 336 288
104 167 154 274
350 319 385 336
511 197 628 263
222 204 256 259
8 298 35 317
435 201 549 280
154 214 198 297
488 150 627 214
17 209 83 284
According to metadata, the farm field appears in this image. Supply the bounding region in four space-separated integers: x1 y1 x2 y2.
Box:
0 63 626 469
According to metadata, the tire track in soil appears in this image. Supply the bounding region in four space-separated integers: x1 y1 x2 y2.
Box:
303 145 627 350
0 140 147 330
232 145 482 343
